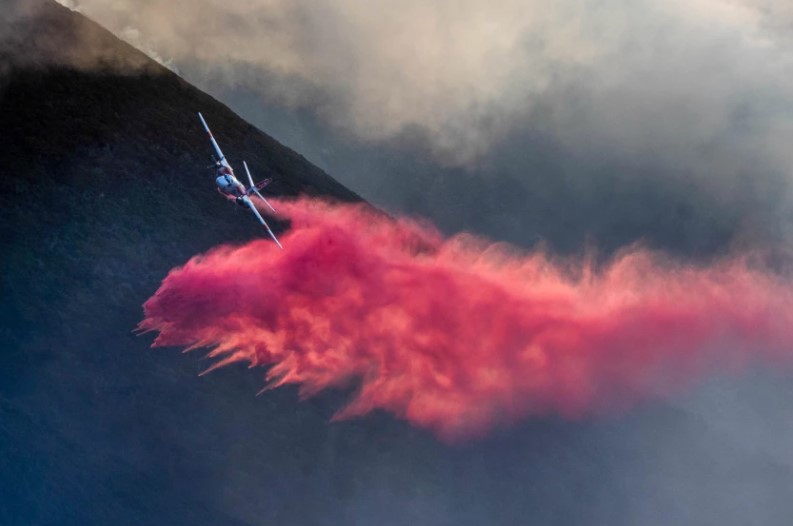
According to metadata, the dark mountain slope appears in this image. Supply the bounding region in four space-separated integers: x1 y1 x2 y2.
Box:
3 2 793 526
0 1 365 525
0 0 359 382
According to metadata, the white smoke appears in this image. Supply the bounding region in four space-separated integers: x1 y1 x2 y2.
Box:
54 0 793 169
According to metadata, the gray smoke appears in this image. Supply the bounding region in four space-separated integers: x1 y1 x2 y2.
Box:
53 0 793 168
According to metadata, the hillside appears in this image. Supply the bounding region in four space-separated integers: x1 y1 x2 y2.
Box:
0 1 367 524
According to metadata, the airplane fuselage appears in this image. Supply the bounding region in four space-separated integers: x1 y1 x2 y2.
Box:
215 165 246 201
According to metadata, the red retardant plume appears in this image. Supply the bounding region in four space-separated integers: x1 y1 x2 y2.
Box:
140 198 793 440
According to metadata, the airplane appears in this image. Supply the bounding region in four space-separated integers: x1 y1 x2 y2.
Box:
198 112 283 249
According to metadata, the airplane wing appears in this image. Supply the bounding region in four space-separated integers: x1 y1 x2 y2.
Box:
243 161 277 213
242 196 283 249
198 112 229 166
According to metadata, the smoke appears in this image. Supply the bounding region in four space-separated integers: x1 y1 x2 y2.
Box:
53 0 603 161
1 0 155 74
140 198 793 441
54 0 793 166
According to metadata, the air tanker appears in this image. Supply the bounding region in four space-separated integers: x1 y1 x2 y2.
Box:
198 112 283 249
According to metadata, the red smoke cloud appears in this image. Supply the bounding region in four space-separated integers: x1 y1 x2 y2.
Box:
140 198 793 440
